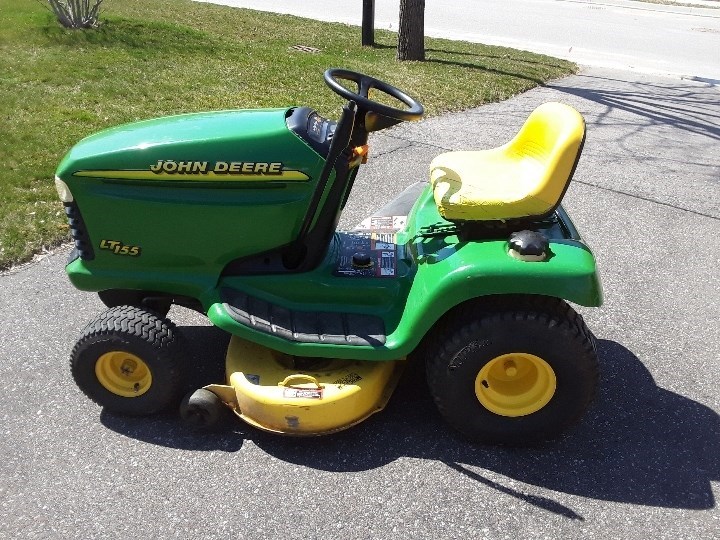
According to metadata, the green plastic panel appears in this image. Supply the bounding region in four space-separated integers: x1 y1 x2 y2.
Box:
60 108 325 299
206 187 602 360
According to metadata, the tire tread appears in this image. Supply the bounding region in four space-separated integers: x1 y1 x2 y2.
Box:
424 295 599 444
70 306 185 415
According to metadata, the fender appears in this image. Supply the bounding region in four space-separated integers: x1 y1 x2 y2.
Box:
384 235 602 354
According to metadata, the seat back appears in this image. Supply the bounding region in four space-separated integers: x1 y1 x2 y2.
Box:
505 102 585 210
429 102 586 223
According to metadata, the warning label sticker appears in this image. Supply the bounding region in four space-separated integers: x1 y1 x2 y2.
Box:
335 232 397 277
356 215 407 232
336 214 408 278
372 232 396 250
282 387 323 399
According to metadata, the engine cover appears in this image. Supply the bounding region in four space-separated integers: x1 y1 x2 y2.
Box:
56 108 327 294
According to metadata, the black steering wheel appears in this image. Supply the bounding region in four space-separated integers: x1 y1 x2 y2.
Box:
324 68 424 123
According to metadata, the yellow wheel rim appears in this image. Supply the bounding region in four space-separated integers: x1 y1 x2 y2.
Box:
95 351 152 398
475 353 556 417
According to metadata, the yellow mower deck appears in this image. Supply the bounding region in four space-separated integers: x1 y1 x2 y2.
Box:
205 337 404 435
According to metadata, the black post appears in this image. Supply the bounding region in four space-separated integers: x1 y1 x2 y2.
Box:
362 0 375 47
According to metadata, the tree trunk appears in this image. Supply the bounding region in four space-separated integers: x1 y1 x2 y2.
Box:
362 0 375 47
397 0 425 61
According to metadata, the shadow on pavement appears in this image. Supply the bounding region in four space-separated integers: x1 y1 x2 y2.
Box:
100 410 244 452
553 73 720 141
255 339 720 512
102 328 719 514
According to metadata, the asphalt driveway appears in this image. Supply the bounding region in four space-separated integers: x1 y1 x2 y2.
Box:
1 67 718 539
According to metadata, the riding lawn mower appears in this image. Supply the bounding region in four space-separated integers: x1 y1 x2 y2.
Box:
55 69 602 444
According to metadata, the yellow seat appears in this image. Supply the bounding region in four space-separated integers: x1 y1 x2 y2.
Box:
430 102 585 221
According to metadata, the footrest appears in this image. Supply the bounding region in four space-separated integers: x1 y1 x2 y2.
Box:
221 288 386 346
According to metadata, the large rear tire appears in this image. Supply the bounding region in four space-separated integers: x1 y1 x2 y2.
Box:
425 298 598 444
70 306 185 415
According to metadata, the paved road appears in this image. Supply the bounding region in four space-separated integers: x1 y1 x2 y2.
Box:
199 0 720 81
1 66 718 539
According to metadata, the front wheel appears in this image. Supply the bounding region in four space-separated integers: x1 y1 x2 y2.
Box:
98 289 171 318
425 299 598 444
70 306 186 415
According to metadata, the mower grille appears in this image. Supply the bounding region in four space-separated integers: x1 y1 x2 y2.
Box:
64 202 94 260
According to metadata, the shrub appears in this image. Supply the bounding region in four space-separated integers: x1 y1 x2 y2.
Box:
43 0 104 29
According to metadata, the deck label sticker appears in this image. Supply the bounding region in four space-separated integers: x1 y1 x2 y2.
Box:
283 387 324 399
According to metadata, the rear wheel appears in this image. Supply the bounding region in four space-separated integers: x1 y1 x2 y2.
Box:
71 306 185 415
425 298 598 444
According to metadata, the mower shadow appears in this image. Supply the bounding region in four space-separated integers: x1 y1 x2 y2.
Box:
252 338 720 511
101 329 719 512
99 409 244 452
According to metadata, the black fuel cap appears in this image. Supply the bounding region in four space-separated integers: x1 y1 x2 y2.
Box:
352 252 373 268
508 230 549 261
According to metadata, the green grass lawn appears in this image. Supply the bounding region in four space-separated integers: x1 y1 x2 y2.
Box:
0 0 576 269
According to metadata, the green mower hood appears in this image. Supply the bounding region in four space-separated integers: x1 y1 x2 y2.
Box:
56 108 329 300
56 108 323 183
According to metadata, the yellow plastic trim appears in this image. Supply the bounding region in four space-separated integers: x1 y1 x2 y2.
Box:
430 102 585 221
474 352 556 417
278 374 322 388
95 351 152 398
221 337 404 435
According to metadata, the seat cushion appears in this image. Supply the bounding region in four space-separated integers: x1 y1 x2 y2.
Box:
430 102 585 221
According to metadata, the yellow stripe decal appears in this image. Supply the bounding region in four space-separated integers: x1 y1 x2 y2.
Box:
73 169 310 182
